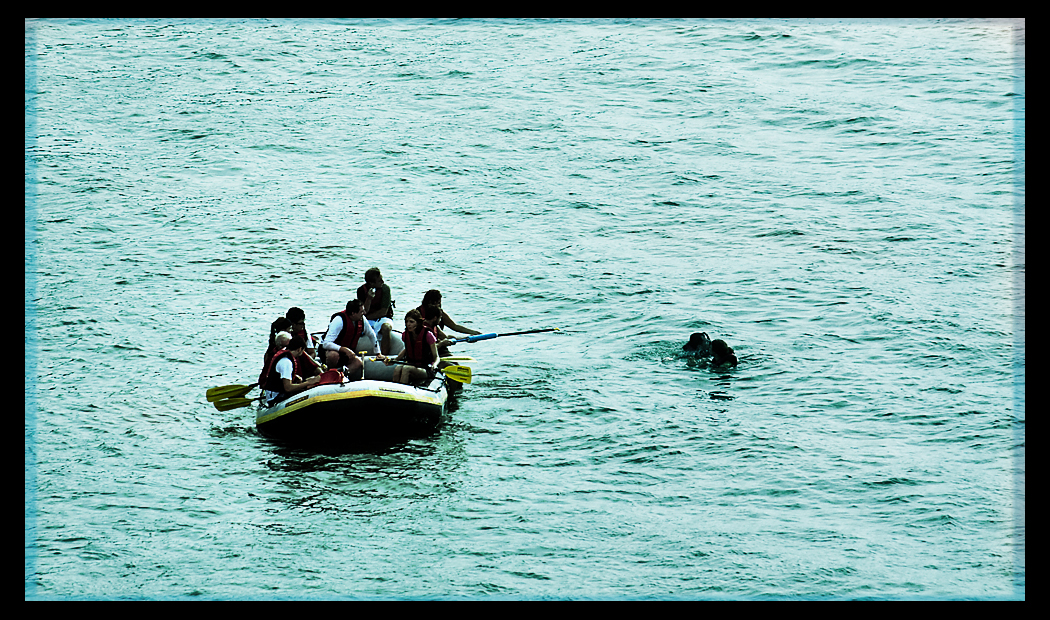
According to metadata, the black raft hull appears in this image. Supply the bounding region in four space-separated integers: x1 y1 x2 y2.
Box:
255 376 448 445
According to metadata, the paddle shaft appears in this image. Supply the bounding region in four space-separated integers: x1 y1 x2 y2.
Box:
454 328 559 344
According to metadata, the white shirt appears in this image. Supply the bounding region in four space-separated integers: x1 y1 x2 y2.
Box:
322 314 379 355
263 356 295 403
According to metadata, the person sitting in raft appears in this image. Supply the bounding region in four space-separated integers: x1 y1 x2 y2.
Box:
422 303 456 360
258 317 293 387
417 289 482 338
262 334 322 406
286 306 323 379
381 308 439 385
357 267 396 355
683 332 713 357
710 339 738 368
320 299 378 381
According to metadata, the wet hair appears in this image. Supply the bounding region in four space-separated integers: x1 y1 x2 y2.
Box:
286 307 305 323
422 289 442 306
345 299 363 314
711 339 738 366
365 267 382 283
287 334 307 351
684 332 712 354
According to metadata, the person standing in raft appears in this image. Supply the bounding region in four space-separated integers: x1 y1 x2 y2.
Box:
357 267 396 355
320 299 378 381
286 306 323 379
262 334 321 406
417 289 482 339
381 308 438 385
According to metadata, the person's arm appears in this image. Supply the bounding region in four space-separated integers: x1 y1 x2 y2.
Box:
275 357 319 395
282 374 319 395
441 309 481 336
427 332 439 368
321 316 343 352
366 285 391 321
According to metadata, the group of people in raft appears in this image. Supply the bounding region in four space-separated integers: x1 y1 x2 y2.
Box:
258 267 483 408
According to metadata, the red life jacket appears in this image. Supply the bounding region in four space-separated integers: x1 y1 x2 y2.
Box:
329 310 365 351
403 328 436 366
263 349 300 394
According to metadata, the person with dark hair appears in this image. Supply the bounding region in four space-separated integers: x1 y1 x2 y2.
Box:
422 303 455 359
320 298 378 380
261 334 321 406
417 289 481 338
357 267 396 354
683 332 713 356
710 339 738 368
285 306 322 379
381 308 438 385
258 317 293 387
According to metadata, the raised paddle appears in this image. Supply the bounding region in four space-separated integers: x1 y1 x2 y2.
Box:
451 328 560 344
206 382 258 402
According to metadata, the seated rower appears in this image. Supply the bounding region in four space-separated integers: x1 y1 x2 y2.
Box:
261 334 321 406
422 303 456 360
286 307 322 379
417 289 481 338
381 308 438 385
320 299 378 381
258 317 293 387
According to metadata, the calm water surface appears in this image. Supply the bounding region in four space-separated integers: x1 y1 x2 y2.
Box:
25 18 1024 600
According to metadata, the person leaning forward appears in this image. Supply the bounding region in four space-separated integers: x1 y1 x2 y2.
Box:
261 334 321 406
321 299 378 380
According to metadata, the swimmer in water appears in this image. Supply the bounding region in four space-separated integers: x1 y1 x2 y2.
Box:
710 339 738 367
683 332 712 356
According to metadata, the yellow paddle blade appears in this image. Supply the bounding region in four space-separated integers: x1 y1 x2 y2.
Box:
213 396 260 412
206 383 258 402
442 365 472 384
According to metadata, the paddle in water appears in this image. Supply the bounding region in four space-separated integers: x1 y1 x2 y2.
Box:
206 382 258 402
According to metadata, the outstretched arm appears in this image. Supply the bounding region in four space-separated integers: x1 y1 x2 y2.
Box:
441 310 481 336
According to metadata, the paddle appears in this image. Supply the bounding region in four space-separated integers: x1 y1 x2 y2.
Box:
451 328 560 344
441 365 472 384
206 382 258 402
213 395 263 412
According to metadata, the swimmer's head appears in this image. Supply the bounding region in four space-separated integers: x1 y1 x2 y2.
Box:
684 332 712 353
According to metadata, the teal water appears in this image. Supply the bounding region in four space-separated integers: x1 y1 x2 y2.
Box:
25 18 1024 600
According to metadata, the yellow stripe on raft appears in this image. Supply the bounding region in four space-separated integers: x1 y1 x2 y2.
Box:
256 387 444 426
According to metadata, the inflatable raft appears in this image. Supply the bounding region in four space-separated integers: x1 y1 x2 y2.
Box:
256 366 449 445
